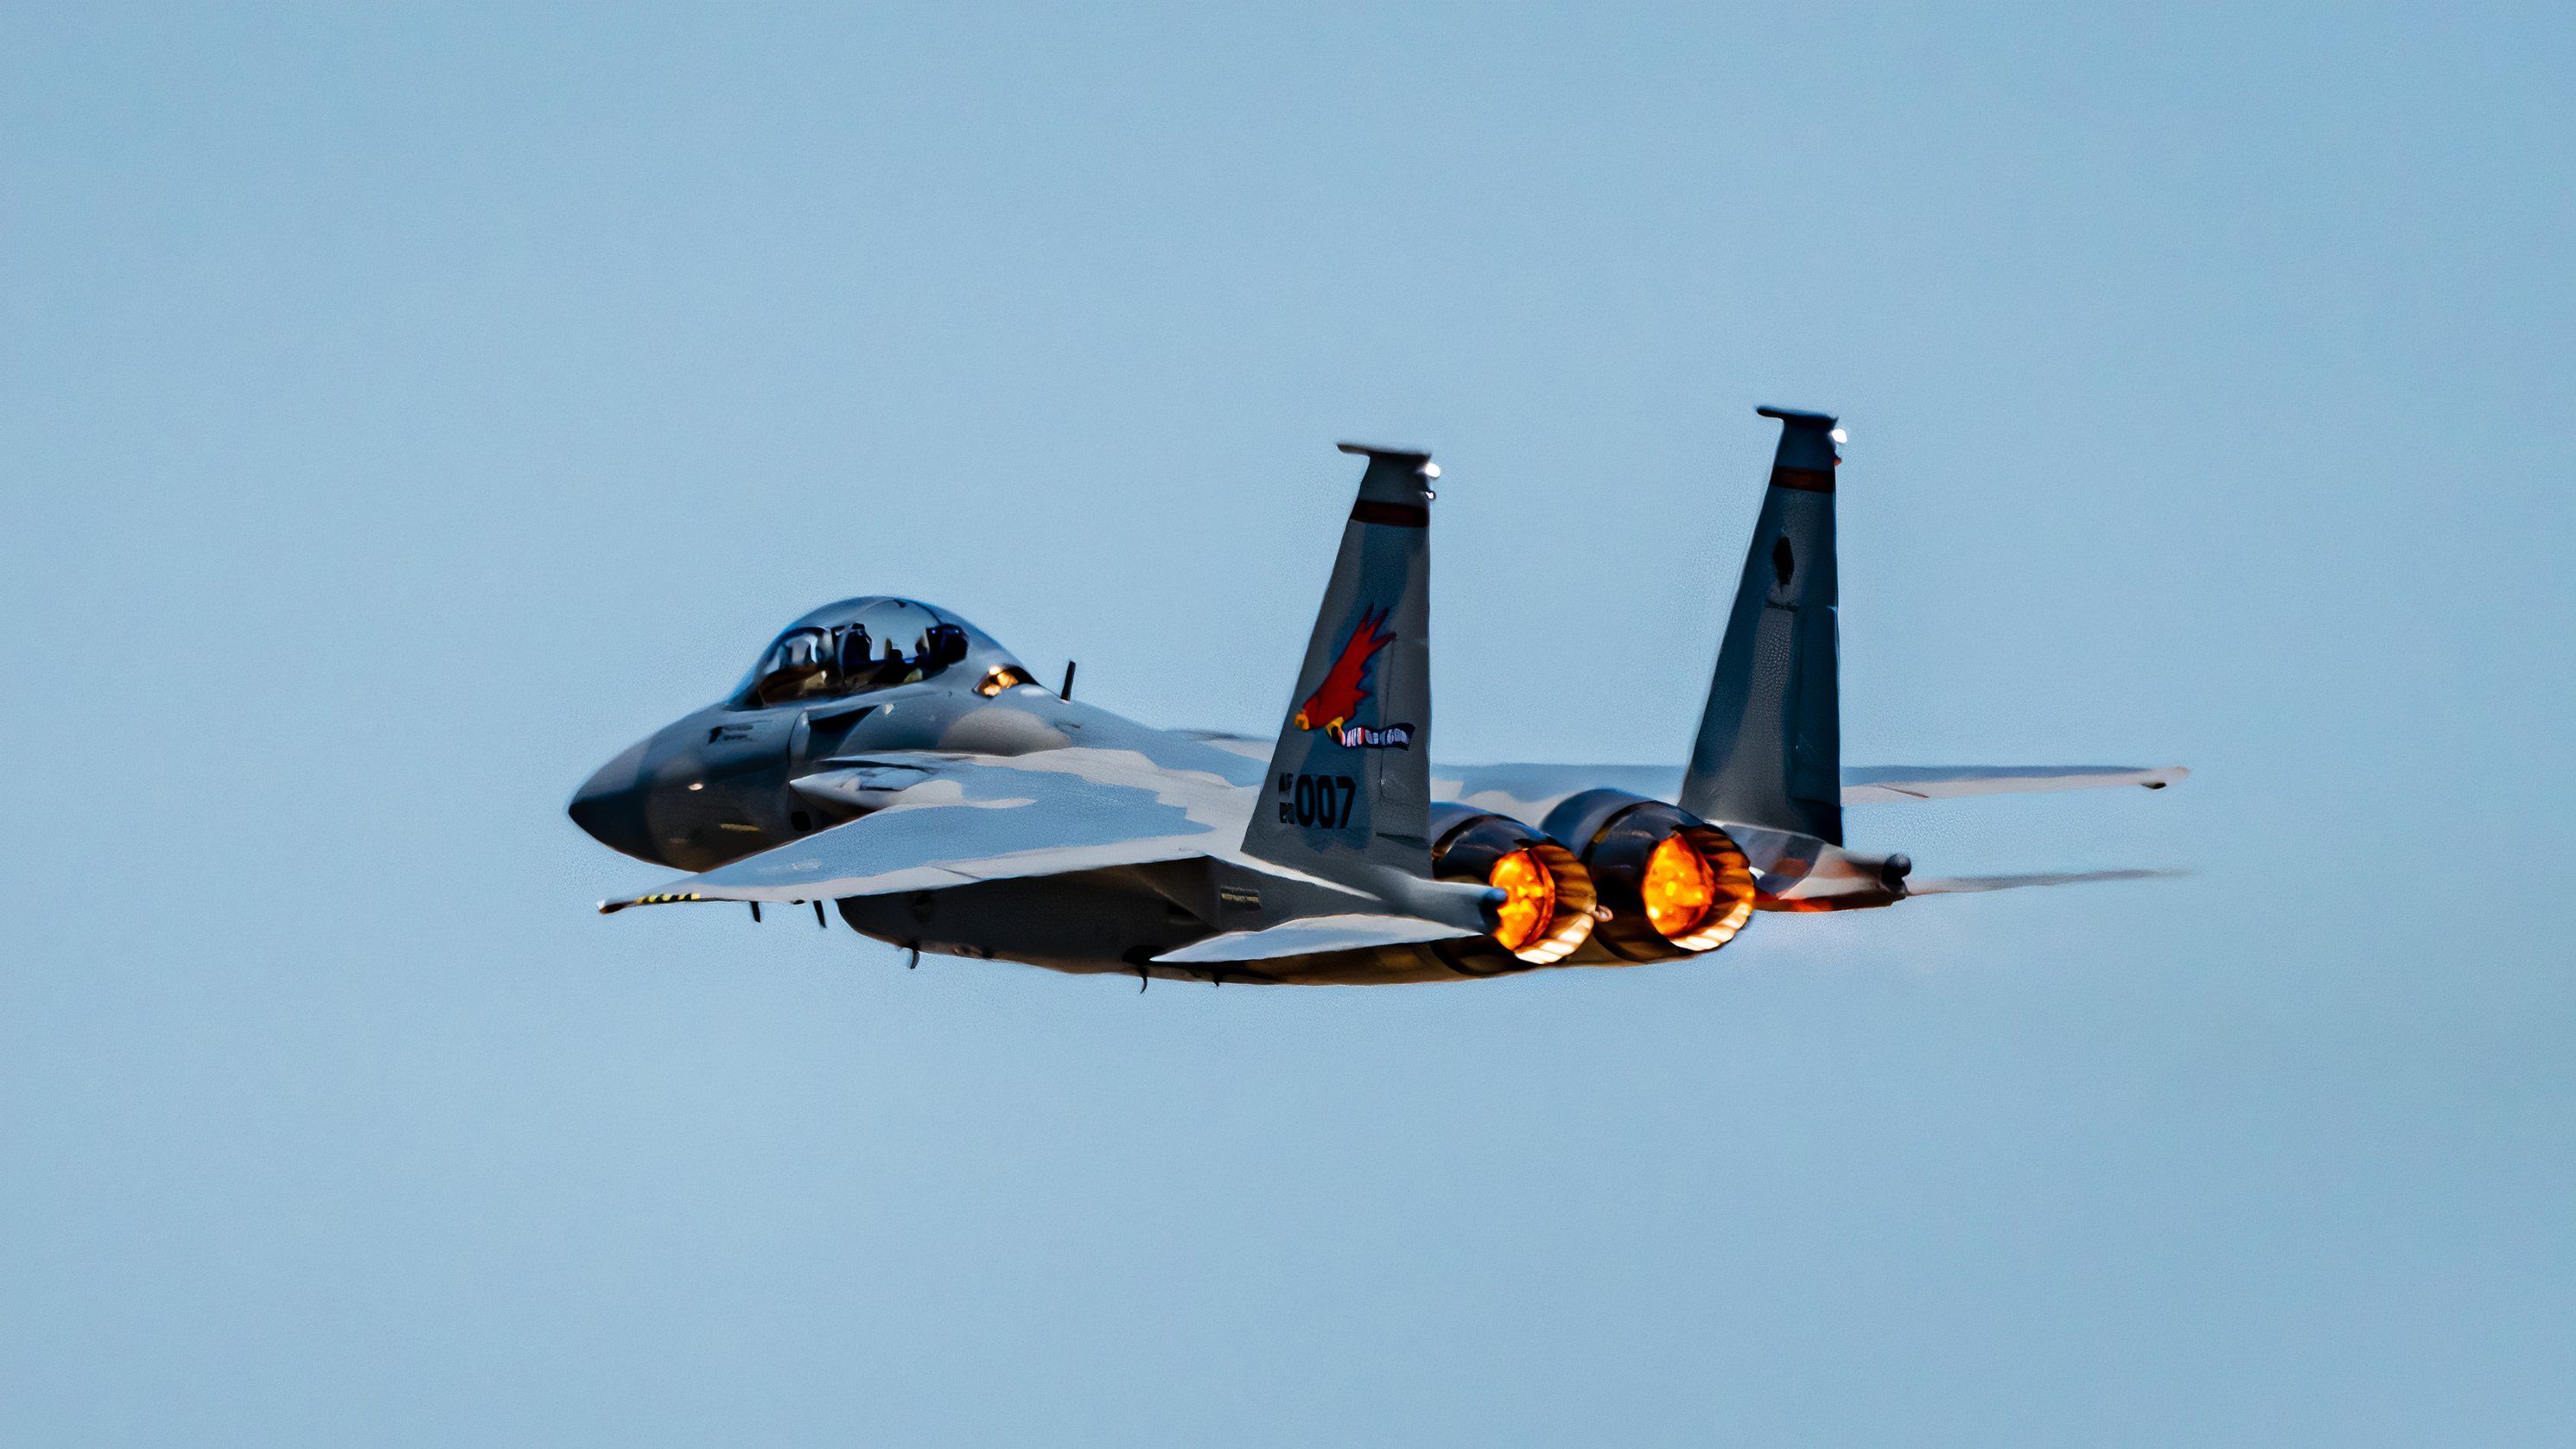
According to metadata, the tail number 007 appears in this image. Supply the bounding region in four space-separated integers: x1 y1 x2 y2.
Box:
1278 773 1358 829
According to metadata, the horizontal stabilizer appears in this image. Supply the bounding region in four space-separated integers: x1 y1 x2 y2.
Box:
1906 867 2184 894
1152 912 1473 964
1841 765 2189 804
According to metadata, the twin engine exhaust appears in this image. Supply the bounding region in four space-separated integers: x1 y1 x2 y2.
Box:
1428 791 1761 969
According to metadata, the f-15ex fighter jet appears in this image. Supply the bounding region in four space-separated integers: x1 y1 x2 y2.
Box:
571 408 2183 986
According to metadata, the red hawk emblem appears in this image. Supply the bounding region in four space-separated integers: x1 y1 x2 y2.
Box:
1294 607 1395 734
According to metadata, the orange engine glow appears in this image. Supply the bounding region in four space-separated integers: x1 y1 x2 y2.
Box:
1641 835 1718 938
1489 848 1557 954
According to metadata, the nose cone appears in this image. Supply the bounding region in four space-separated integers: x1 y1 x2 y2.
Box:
569 739 658 861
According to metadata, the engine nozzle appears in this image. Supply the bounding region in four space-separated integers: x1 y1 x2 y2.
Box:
1542 791 1759 962
1430 810 1598 965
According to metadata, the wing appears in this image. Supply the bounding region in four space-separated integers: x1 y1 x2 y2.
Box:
1839 765 2189 804
1434 762 2185 822
600 749 1251 912
1906 867 2185 894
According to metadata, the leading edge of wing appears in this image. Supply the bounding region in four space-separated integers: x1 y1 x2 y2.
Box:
1907 867 2186 894
1840 765 2189 804
599 750 1248 912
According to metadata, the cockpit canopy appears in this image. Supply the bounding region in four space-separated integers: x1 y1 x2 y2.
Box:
729 597 1032 709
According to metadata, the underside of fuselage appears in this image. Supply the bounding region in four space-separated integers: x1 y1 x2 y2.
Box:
830 861 1567 987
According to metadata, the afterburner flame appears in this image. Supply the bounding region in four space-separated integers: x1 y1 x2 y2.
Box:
1641 835 1718 938
1489 848 1557 954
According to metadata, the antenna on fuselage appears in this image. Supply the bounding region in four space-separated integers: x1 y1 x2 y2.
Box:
1060 660 1078 701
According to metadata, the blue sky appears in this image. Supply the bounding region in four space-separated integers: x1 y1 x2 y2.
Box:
3 4 2570 1444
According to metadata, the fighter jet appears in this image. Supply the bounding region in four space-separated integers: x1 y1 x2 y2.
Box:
569 408 2184 986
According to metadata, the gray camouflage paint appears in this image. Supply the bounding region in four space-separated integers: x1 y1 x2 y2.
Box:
1682 405 1845 843
571 415 2186 986
1242 445 1439 887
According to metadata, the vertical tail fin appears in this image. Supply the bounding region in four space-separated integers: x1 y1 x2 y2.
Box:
1242 443 1440 887
1679 406 1844 844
